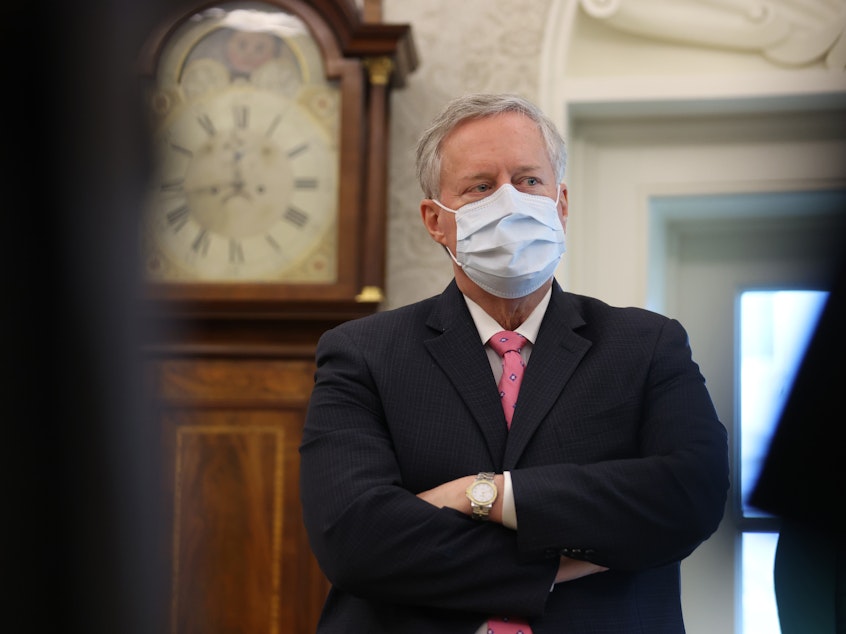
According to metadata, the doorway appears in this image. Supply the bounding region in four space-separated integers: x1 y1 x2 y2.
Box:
658 190 845 633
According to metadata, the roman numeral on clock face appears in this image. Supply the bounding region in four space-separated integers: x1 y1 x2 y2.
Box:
166 205 190 232
169 141 192 158
192 229 210 256
233 105 249 129
197 114 216 136
266 114 281 138
161 179 184 194
287 142 309 158
284 206 308 228
266 235 281 252
229 239 244 264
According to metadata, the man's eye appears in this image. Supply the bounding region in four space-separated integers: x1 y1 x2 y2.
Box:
525 177 539 186
473 184 491 193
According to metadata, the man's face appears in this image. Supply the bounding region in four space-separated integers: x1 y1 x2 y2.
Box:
420 112 568 259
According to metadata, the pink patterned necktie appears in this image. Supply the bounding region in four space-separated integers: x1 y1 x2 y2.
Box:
485 616 532 634
488 331 527 429
486 331 533 634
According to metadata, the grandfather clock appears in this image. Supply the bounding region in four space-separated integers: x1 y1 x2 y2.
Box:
136 1 416 631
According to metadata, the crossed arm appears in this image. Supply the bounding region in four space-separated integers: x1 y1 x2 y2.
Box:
417 474 609 584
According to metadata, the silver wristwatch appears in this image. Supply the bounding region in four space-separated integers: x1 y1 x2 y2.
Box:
465 472 498 520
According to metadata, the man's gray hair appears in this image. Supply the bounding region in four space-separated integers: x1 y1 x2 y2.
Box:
415 93 567 199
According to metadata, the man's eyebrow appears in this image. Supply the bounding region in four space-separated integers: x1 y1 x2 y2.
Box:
512 164 546 174
455 165 546 181
454 170 495 182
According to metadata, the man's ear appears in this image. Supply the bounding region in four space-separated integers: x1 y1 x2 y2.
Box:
558 184 569 232
420 200 447 245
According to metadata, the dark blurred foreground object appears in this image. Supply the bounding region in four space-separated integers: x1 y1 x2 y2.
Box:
750 251 846 634
3 2 168 633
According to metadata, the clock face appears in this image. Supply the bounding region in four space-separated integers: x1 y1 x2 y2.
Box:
470 481 496 504
143 5 341 283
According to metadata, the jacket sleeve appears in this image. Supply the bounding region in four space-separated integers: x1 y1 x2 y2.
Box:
299 324 558 616
512 317 730 571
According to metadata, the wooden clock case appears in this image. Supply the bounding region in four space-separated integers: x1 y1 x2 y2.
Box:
135 1 416 632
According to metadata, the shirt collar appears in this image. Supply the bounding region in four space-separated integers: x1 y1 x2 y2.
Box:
463 288 552 346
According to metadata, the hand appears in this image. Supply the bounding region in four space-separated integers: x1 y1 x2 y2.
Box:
186 180 242 196
417 474 506 523
186 184 224 196
417 475 475 514
222 169 248 203
554 556 608 584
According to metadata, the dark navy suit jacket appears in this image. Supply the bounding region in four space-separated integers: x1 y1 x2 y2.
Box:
300 280 729 633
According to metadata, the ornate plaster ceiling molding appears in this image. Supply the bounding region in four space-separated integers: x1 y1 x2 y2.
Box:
579 0 846 69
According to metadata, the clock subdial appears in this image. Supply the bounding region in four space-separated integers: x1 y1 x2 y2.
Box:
146 89 338 282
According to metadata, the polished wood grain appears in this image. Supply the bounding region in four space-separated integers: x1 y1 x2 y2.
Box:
152 354 328 634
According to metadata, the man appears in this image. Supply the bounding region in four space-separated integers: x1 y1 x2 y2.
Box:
299 93 729 633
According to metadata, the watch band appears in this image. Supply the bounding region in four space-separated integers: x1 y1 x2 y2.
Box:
466 471 498 520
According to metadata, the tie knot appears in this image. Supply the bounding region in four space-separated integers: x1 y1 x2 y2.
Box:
489 330 525 356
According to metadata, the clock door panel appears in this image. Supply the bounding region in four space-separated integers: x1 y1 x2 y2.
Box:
153 356 328 634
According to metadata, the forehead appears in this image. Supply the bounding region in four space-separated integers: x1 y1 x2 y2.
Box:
440 112 551 177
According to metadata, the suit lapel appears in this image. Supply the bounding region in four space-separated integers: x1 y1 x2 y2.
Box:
424 283 508 464
504 287 592 468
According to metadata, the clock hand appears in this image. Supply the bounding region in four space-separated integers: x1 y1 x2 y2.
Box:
223 167 251 203
232 166 245 190
186 184 223 196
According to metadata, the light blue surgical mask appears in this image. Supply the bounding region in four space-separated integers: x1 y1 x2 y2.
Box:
433 184 566 299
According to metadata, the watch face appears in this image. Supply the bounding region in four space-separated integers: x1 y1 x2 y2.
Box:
470 481 496 504
143 3 340 283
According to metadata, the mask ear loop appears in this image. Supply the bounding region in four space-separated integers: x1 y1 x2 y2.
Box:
432 199 458 213
442 244 463 268
431 200 464 268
